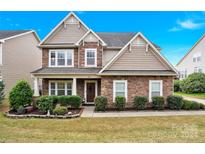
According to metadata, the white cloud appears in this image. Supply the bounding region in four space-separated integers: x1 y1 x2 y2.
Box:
168 26 181 32
177 19 204 29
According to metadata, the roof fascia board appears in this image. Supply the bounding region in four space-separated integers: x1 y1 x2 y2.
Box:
176 34 205 66
39 12 89 45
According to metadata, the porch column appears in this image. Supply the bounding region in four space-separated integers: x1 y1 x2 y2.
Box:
33 77 40 97
72 78 77 95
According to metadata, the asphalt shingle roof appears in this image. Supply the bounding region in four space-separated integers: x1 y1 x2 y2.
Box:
0 30 31 40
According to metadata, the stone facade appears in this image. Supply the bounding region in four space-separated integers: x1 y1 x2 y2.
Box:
78 42 103 68
101 76 174 108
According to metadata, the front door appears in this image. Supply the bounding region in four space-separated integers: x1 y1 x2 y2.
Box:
86 82 96 103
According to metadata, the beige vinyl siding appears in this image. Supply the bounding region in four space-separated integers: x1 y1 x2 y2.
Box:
1 33 41 96
107 46 170 70
102 49 119 66
84 33 99 42
45 24 87 44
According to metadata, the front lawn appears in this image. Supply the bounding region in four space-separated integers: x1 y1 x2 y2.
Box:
0 100 205 142
174 92 205 99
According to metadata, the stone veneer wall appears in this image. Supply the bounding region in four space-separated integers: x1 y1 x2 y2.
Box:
101 76 174 108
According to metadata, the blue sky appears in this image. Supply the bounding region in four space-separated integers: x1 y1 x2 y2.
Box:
0 11 205 65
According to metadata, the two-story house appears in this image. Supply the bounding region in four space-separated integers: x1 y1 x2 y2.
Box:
31 12 177 107
0 30 41 96
176 35 205 80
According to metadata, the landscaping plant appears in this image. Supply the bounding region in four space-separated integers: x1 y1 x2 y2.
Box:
9 80 33 110
181 73 205 93
182 100 192 110
0 81 5 104
37 96 55 113
68 95 82 108
190 101 201 110
174 80 182 92
133 96 148 110
94 96 108 111
167 95 183 110
53 106 68 115
58 96 70 106
115 96 126 111
152 96 164 110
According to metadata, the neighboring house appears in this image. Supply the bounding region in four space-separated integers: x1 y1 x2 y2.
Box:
31 12 177 106
176 35 205 80
0 30 42 96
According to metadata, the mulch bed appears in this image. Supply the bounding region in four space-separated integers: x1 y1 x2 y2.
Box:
5 108 84 119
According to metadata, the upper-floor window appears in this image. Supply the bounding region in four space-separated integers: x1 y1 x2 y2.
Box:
193 53 201 63
85 48 97 67
179 69 187 79
49 49 74 67
194 67 202 73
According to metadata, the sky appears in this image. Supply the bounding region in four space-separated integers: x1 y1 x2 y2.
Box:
0 11 205 65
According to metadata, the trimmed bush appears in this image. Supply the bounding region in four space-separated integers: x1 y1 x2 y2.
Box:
190 101 201 110
174 80 182 92
152 96 164 110
17 105 26 115
181 73 205 93
133 96 148 110
9 80 33 110
182 100 192 110
58 96 70 106
94 96 108 111
167 95 183 110
200 103 205 109
69 95 82 108
115 96 126 111
0 81 5 104
53 106 68 115
49 96 59 104
37 96 55 113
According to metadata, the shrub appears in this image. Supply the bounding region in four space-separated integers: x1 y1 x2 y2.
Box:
200 103 205 109
0 81 5 104
167 95 183 110
37 96 55 113
190 101 201 110
115 96 126 111
68 95 82 108
53 106 68 115
152 96 164 110
49 96 59 104
58 96 70 106
181 73 205 93
174 80 182 92
9 80 33 110
133 96 148 110
94 96 108 111
182 100 192 110
17 105 26 115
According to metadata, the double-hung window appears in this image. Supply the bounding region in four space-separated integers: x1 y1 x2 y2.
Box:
49 81 72 96
113 80 127 101
85 48 97 67
49 50 74 67
149 80 163 101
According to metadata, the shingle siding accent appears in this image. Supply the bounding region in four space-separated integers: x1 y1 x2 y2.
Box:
79 42 103 68
101 76 174 108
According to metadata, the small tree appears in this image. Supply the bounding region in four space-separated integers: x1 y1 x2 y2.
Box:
9 80 33 110
0 81 5 104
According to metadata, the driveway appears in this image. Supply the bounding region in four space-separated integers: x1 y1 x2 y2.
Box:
81 106 205 117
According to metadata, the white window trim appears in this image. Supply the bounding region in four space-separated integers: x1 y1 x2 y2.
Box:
48 49 74 67
84 80 98 103
113 80 128 102
85 48 97 67
48 80 72 96
149 80 163 102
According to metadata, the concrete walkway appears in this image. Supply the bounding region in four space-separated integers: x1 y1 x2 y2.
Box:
182 96 205 105
81 106 205 117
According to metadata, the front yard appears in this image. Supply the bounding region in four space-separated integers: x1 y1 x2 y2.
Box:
174 92 205 99
1 100 205 142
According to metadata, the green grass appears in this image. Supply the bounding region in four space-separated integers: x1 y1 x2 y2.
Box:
1 99 205 143
174 92 205 99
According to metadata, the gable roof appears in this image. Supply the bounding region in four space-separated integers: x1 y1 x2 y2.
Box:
75 29 107 46
99 32 178 74
0 30 40 43
39 12 89 45
176 34 205 66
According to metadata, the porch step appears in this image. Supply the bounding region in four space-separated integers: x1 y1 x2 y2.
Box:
83 103 95 106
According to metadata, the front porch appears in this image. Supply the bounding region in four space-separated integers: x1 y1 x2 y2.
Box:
33 76 101 104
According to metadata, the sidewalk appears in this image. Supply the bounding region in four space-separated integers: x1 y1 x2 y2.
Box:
81 106 205 117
